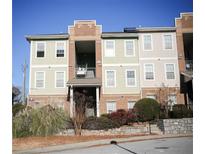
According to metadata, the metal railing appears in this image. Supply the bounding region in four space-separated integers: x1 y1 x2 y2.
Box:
75 66 96 79
185 60 193 71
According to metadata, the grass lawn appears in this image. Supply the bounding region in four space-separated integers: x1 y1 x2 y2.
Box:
13 134 149 151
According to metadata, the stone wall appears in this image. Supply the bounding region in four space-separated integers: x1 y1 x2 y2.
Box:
59 124 162 136
158 118 193 134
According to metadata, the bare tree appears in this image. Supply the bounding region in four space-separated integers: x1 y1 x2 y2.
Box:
72 91 94 136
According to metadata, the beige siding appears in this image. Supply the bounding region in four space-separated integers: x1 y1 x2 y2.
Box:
31 40 68 65
139 32 177 58
102 66 140 94
102 39 139 64
140 59 180 88
30 67 68 95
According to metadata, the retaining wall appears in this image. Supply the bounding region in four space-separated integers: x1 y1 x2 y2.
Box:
157 118 193 134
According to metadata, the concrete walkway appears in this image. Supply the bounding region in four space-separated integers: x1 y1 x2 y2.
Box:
13 134 192 154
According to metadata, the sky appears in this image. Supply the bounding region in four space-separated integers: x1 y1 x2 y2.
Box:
12 0 193 93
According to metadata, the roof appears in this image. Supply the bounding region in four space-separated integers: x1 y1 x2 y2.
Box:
67 78 101 87
124 27 176 33
101 32 139 38
25 33 69 41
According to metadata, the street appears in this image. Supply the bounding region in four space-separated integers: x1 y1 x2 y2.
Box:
50 137 192 154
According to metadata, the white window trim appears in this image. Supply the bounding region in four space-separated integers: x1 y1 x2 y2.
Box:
144 63 155 81
125 69 137 87
142 34 153 51
146 94 157 100
127 101 136 110
35 71 45 89
55 41 66 58
162 33 174 50
55 71 66 88
105 70 116 88
104 40 115 57
35 41 46 58
164 63 176 80
106 101 116 113
124 40 135 57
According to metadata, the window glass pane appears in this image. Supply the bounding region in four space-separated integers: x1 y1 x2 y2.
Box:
37 43 45 58
107 71 115 86
166 64 175 79
36 72 44 88
56 72 64 87
106 41 114 49
164 35 172 49
56 42 64 57
127 71 135 86
106 102 116 113
144 35 152 50
168 95 177 105
128 101 136 109
126 41 134 55
146 95 156 100
145 64 154 80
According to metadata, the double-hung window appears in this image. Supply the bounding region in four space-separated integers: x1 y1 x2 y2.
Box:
106 70 116 87
143 35 152 51
126 70 136 87
128 101 136 110
105 40 115 57
168 94 177 105
125 40 135 56
36 42 45 58
165 64 175 79
35 72 45 88
106 101 116 113
146 95 156 100
144 64 154 80
55 72 65 88
163 34 173 50
56 42 65 57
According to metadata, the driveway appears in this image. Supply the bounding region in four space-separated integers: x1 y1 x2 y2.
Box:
50 137 192 154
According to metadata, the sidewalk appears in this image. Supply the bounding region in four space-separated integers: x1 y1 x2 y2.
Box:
13 134 192 154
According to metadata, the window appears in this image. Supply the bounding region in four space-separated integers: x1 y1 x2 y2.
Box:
146 95 156 100
36 42 45 58
144 64 154 80
56 42 65 57
125 40 135 56
35 72 45 88
168 94 177 106
143 35 152 50
164 34 173 50
106 101 116 113
105 40 115 57
165 64 175 79
128 101 136 110
126 70 136 87
106 70 116 87
55 72 65 88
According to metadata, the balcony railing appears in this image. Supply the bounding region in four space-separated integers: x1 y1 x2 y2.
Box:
75 65 96 79
185 60 193 72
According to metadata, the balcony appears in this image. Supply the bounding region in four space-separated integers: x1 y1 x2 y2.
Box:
185 60 193 72
75 65 96 79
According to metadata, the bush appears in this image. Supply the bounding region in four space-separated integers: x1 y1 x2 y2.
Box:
13 105 68 138
170 104 193 118
12 103 26 117
108 109 137 126
82 116 120 130
133 98 160 122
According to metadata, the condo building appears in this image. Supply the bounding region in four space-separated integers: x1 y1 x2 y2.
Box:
26 13 192 117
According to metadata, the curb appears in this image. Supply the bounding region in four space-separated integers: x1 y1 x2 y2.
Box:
13 134 192 154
